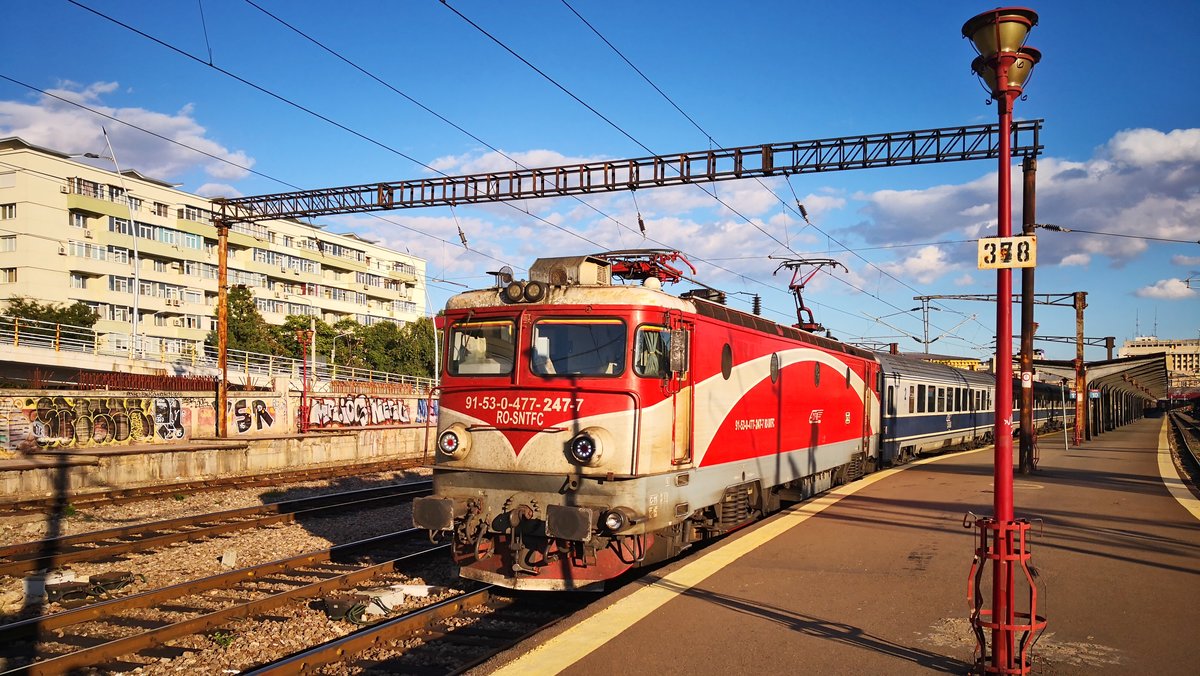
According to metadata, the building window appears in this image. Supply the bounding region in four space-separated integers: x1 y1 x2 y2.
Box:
0 268 15 283
0 236 14 252
70 212 88 228
0 204 15 219
108 246 129 264
109 216 132 235
153 202 169 217
71 273 87 289
154 260 168 273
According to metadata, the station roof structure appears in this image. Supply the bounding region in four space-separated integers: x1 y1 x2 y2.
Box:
1034 353 1169 402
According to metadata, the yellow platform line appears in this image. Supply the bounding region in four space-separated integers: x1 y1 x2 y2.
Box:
1156 418 1200 522
493 451 963 675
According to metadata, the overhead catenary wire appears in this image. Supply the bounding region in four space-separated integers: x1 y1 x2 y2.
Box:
55 1 980 347
552 1 978 343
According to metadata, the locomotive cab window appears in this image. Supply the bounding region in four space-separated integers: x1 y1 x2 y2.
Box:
634 326 671 378
448 320 516 376
531 318 626 376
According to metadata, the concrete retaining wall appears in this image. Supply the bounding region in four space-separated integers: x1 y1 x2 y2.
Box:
0 425 436 501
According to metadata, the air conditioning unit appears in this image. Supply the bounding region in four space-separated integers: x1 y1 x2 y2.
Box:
280 266 288 273
171 318 183 327
292 269 300 275
58 244 67 255
84 229 94 239
273 291 281 298
362 284 370 290
60 185 69 194
169 299 181 307
171 262 182 271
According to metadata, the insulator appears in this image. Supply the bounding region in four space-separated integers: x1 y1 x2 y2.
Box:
752 294 762 316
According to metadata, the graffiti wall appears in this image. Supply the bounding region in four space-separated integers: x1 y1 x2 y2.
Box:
307 394 438 430
2 394 203 450
227 397 284 435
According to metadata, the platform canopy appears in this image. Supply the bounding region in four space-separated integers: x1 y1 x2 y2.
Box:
1034 353 1169 402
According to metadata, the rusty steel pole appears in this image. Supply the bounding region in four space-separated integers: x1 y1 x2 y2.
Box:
1018 157 1037 474
216 214 230 439
1073 291 1088 445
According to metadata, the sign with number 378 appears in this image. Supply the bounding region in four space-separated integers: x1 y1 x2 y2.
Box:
977 235 1036 270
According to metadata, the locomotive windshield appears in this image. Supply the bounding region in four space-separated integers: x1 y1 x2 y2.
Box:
531 318 626 376
448 320 515 376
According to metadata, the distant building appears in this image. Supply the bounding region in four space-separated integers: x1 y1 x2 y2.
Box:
1119 337 1200 390
911 352 987 372
0 137 426 357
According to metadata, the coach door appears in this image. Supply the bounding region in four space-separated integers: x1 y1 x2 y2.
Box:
862 363 877 460
668 315 693 466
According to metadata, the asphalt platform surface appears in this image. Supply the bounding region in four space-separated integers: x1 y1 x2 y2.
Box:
486 418 1200 675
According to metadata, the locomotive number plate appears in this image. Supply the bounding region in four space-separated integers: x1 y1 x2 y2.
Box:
977 235 1036 269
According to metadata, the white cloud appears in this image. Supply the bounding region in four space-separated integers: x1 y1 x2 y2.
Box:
1107 128 1200 168
195 183 242 198
1170 254 1200 267
954 273 975 286
852 128 1200 266
1134 279 1197 299
0 81 255 184
880 245 954 284
1059 253 1090 267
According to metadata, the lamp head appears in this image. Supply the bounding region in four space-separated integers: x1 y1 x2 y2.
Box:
971 46 1041 96
962 7 1038 57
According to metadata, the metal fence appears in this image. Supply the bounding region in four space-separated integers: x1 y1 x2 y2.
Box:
0 315 435 392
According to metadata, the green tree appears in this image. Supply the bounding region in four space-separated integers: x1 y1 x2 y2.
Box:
205 286 278 354
5 296 99 327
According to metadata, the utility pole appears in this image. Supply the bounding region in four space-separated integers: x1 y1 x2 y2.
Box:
1018 156 1037 474
215 217 230 438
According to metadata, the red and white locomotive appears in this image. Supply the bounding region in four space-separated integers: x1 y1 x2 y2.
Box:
413 251 881 590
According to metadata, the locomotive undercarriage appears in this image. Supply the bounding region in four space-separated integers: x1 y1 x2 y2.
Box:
414 448 872 590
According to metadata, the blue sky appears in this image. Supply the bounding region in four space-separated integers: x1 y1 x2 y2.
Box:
2 0 1198 360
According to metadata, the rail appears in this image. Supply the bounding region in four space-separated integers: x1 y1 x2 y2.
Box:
0 315 435 390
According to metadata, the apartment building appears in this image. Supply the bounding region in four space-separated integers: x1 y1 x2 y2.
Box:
0 137 425 357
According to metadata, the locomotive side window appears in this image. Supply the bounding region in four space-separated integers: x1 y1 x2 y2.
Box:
770 353 780 383
634 326 671 378
448 320 516 376
813 361 821 386
917 384 926 413
531 318 626 376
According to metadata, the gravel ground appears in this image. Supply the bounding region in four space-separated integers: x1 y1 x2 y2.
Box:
0 468 431 619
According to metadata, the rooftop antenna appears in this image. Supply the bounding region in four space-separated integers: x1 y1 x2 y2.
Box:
771 257 847 333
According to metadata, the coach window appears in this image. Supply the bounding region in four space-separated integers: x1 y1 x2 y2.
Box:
917 384 926 413
532 318 626 376
448 320 515 376
887 386 895 416
955 388 963 412
908 385 916 414
937 387 945 412
634 325 671 378
926 385 936 413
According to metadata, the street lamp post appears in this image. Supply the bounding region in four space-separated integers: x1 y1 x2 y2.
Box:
331 330 354 379
962 7 1046 674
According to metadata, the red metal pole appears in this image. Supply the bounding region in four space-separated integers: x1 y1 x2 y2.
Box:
992 53 1018 671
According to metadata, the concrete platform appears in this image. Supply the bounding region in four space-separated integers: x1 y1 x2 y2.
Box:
490 418 1200 675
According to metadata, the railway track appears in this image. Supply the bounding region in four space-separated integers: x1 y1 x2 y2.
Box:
245 587 591 675
0 530 442 675
0 458 426 515
1169 412 1199 471
0 482 432 578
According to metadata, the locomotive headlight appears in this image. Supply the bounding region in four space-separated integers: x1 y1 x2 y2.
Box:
569 434 598 464
601 507 635 533
437 423 472 459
